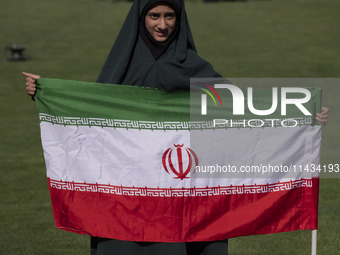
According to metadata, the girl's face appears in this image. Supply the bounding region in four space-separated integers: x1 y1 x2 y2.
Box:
145 4 176 42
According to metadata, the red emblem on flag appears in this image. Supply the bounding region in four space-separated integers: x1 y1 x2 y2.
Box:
162 144 199 180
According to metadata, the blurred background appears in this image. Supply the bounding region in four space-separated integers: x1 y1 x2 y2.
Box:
1 0 339 254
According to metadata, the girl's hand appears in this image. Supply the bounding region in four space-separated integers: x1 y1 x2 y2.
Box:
22 72 41 96
316 107 329 126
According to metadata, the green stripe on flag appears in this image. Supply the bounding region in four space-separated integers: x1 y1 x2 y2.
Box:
35 78 321 128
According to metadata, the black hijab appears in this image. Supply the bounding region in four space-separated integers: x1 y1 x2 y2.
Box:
97 0 221 91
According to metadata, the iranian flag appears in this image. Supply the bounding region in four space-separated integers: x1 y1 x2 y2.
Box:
35 78 321 242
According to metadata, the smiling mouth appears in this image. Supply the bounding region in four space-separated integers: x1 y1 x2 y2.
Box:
155 30 168 37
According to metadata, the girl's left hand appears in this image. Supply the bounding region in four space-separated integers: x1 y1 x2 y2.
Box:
316 107 329 126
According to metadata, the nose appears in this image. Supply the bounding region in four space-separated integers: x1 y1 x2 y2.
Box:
158 18 167 31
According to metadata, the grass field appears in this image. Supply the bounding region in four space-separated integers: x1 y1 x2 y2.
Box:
1 0 339 254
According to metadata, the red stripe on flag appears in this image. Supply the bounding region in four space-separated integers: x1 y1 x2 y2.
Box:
48 178 319 242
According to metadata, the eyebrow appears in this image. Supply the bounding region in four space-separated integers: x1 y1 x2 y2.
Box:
148 11 176 15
